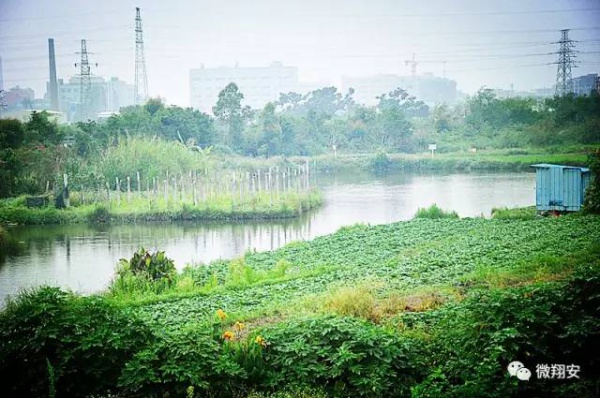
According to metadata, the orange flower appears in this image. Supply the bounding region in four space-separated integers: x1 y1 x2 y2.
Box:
222 330 235 341
216 309 227 321
234 321 245 331
255 335 267 348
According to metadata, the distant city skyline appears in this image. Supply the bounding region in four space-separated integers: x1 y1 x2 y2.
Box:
1 0 599 106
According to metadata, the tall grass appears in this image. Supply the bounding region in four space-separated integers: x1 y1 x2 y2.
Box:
413 204 459 219
100 136 209 188
491 206 537 220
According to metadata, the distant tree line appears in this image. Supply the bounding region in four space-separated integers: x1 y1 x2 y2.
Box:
0 83 599 198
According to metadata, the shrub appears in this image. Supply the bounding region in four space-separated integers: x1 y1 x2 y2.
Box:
413 204 459 219
259 315 426 397
109 248 177 298
86 204 110 223
491 206 537 220
411 264 600 398
583 147 600 214
368 151 392 174
0 287 152 398
118 326 245 396
120 247 176 282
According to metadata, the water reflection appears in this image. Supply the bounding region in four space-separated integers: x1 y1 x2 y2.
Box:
0 171 535 300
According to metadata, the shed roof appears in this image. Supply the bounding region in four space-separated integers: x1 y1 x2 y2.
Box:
530 163 590 172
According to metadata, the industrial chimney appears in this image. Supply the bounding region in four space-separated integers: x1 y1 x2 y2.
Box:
48 38 59 111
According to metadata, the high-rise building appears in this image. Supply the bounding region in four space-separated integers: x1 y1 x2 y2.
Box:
54 76 134 121
571 74 599 96
3 86 35 109
341 73 456 106
190 62 299 113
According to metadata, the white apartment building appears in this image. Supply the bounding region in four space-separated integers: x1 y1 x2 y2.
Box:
190 62 299 113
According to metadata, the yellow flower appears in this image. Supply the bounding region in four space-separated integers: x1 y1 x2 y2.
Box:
255 335 267 348
216 309 227 321
234 321 245 330
222 330 235 341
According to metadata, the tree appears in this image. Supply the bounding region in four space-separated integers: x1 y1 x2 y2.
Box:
213 83 245 150
432 104 452 133
113 105 158 136
24 111 64 145
144 97 165 117
0 119 26 197
276 92 304 112
347 106 377 150
257 102 282 158
156 106 214 147
375 88 414 151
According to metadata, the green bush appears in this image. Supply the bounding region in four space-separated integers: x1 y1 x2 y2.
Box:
413 204 459 219
410 264 600 398
491 206 537 220
0 287 152 398
583 147 600 214
368 151 392 174
109 248 177 298
120 247 176 282
119 326 244 396
246 387 329 398
259 315 425 397
86 204 110 223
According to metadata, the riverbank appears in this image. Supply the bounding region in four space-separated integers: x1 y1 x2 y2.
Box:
2 213 599 397
308 149 589 174
0 190 322 226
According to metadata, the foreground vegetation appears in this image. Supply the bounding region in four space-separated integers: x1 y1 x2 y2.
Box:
1 213 599 397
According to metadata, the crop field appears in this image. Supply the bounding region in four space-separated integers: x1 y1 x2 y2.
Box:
130 216 600 330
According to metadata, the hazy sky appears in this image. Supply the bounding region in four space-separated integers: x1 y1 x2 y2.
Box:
1 0 599 106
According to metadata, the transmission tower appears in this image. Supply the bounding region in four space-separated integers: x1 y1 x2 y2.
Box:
75 39 94 121
554 29 577 96
134 7 148 105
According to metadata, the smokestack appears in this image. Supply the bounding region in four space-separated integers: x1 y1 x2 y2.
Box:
48 38 59 111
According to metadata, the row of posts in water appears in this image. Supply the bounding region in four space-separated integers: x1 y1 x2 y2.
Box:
105 161 312 207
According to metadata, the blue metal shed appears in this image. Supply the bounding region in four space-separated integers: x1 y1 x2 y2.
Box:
531 164 591 212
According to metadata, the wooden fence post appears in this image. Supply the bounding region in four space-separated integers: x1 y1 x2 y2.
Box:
127 176 131 203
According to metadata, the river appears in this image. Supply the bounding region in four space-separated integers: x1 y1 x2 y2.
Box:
0 170 535 302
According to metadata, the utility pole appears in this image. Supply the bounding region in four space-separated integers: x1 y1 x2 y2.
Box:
75 39 96 121
405 53 419 77
554 29 577 96
134 7 148 105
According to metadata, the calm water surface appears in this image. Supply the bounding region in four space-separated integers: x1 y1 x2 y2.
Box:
0 171 535 301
